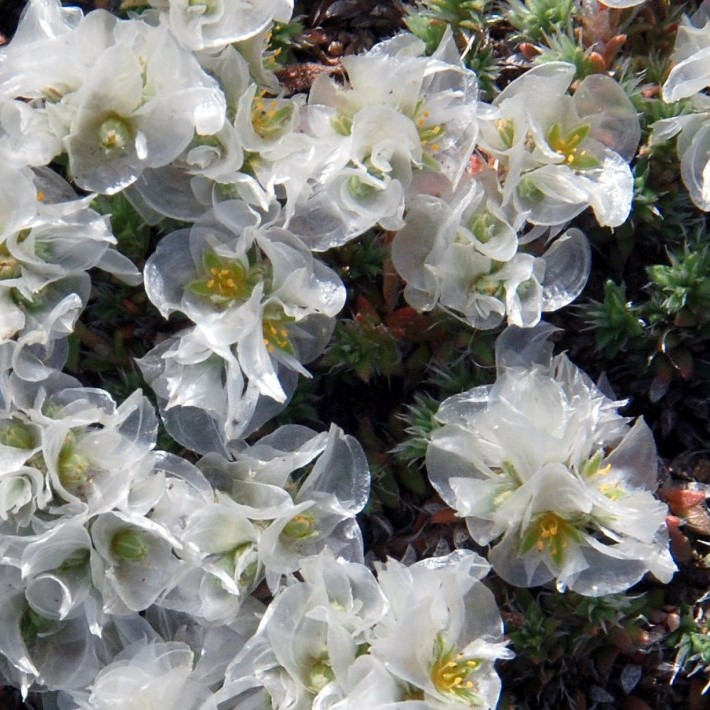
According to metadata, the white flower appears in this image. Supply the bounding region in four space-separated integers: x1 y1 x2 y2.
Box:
0 2 226 194
369 550 512 709
139 201 345 448
147 0 293 52
289 29 480 249
198 423 370 592
391 175 590 329
79 640 216 709
426 325 676 595
478 62 639 228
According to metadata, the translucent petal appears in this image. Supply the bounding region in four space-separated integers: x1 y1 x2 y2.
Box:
540 228 591 311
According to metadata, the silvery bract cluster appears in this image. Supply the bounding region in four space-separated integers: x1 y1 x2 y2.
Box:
426 325 676 596
0 0 680 707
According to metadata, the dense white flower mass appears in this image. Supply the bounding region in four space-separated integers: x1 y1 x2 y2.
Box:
426 326 676 596
0 0 683 706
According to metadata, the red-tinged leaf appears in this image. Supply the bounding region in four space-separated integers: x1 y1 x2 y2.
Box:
666 516 693 563
662 488 706 509
587 51 606 73
668 346 694 379
519 42 540 60
603 34 627 68
355 295 380 325
430 508 461 525
660 490 710 534
386 307 432 340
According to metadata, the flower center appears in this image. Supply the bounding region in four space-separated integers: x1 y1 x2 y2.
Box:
282 512 317 540
416 110 445 153
190 250 270 308
307 658 335 694
0 420 36 449
98 116 132 151
251 96 294 140
187 0 218 14
546 122 598 170
58 433 92 491
520 512 582 565
430 636 482 703
111 529 149 562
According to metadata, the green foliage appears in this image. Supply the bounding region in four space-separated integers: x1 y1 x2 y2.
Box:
465 41 500 100
405 0 492 54
534 30 603 79
337 232 388 283
665 605 710 691
392 393 440 468
506 0 574 42
92 193 153 264
502 588 654 706
267 19 307 66
323 317 401 383
583 281 644 357
647 243 710 323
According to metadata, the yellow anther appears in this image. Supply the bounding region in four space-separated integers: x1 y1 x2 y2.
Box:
207 279 215 288
417 117 426 127
598 464 612 476
210 268 218 275
226 279 235 288
36 191 46 202
432 144 440 151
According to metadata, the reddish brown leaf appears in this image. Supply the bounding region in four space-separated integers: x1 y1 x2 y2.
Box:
666 515 693 563
430 508 461 525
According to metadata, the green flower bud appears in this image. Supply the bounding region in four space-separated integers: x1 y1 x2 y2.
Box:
307 659 335 694
20 606 55 644
98 116 132 151
110 529 149 562
0 420 36 450
58 438 91 489
282 512 317 540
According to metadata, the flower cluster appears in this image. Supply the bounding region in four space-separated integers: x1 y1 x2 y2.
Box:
216 549 511 709
426 325 676 596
